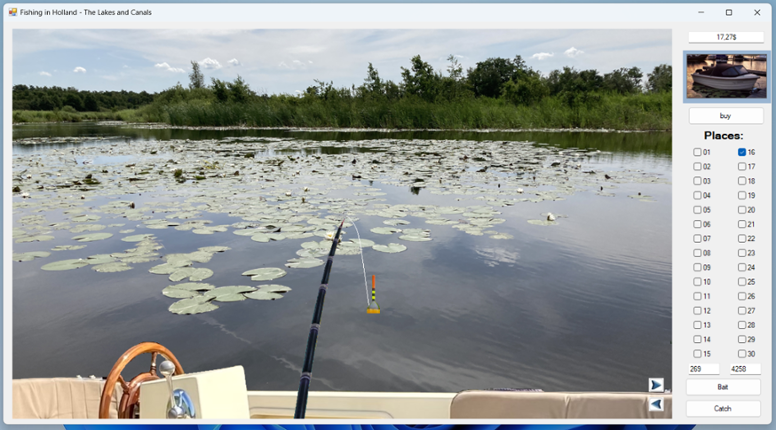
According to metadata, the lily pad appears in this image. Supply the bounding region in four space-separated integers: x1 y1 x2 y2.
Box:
41 258 89 271
199 246 230 253
383 219 410 226
204 285 257 302
244 284 291 300
72 232 113 242
12 251 51 262
527 220 557 226
372 243 407 253
167 282 215 291
242 267 287 281
490 233 514 239
122 234 155 242
168 296 218 315
92 262 132 273
169 267 214 282
162 287 200 299
285 258 324 269
16 234 55 243
399 235 432 242
52 245 86 251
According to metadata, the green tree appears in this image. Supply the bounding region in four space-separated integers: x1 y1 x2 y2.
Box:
211 78 229 102
83 93 99 111
603 67 643 94
401 55 440 102
63 93 84 111
189 61 205 90
647 64 672 93
467 56 527 98
363 63 384 97
501 71 548 106
227 75 255 103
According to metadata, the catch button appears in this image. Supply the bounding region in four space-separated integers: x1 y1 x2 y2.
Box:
689 108 764 124
687 401 761 417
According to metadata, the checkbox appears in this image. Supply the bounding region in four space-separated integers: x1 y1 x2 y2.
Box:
694 307 702 315
738 249 746 257
738 292 746 300
694 191 702 200
694 292 702 300
694 148 702 156
694 177 702 185
738 277 746 286
738 321 746 329
694 350 702 358
738 147 746 156
738 306 746 315
694 249 702 257
694 162 702 171
738 176 747 185
739 335 746 343
738 263 746 272
694 263 702 272
739 220 747 228
738 206 747 214
738 162 747 171
738 349 746 358
694 234 702 243
694 206 702 214
694 321 702 329
694 220 702 228
738 234 746 243
694 335 702 343
738 191 747 200
694 277 702 286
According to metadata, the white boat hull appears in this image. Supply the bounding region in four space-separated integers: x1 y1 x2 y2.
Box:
691 73 759 90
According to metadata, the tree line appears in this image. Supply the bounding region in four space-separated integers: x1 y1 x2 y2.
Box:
13 55 672 112
12 85 155 111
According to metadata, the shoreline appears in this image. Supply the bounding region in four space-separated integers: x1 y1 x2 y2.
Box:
14 120 670 134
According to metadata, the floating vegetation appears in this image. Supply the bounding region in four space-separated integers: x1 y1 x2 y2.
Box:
242 267 287 281
40 258 89 271
168 296 219 315
13 132 670 316
372 243 408 253
72 233 113 242
12 251 50 262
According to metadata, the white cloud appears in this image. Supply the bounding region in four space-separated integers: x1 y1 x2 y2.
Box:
73 66 86 73
295 90 303 94
564 47 584 58
530 52 554 60
227 58 241 66
199 57 222 69
122 64 130 68
278 61 289 69
39 71 51 77
155 62 185 73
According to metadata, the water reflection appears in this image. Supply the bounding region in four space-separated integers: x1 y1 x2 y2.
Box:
12 124 672 394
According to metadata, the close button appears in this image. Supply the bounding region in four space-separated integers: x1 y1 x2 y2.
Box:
689 108 764 124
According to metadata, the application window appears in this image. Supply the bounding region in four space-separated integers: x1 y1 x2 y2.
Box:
2 2 772 426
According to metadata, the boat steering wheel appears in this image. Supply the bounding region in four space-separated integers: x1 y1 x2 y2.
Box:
98 342 184 419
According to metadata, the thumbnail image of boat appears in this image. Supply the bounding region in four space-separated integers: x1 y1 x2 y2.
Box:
691 64 759 91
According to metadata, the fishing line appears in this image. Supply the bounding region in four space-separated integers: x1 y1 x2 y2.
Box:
344 214 371 306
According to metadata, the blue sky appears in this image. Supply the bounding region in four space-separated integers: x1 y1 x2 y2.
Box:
14 29 671 94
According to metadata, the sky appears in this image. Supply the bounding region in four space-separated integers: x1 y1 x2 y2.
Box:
13 29 671 94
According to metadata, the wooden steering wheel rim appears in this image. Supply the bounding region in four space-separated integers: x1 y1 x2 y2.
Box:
98 342 184 419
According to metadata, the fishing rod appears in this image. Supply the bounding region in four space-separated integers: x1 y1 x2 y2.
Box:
293 218 346 419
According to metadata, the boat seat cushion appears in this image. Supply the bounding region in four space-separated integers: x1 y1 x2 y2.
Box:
450 390 671 419
12 378 123 419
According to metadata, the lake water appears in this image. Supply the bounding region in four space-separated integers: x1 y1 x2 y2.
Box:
11 123 672 393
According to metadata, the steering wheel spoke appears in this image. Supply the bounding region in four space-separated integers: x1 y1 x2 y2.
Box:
117 375 130 392
149 352 158 376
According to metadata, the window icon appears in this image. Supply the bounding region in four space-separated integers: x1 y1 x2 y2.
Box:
726 9 733 16
8 8 17 16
